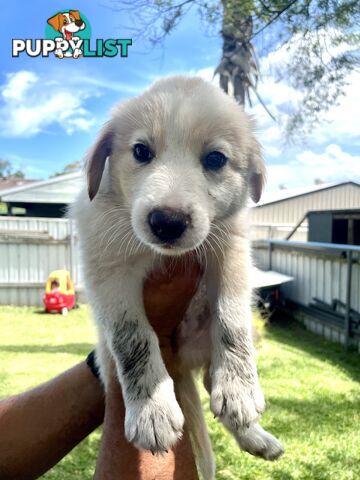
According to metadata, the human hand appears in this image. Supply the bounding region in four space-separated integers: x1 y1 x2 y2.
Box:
143 254 203 373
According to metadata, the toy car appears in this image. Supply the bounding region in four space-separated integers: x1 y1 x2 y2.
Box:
43 270 75 315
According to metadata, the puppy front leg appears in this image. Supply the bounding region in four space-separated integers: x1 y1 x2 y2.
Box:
203 368 284 460
95 278 184 452
207 236 265 432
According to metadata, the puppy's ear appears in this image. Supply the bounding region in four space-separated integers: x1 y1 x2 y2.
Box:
249 145 266 204
47 13 62 32
69 10 81 21
86 126 113 201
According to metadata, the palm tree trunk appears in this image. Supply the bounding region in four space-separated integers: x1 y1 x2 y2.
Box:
216 0 259 108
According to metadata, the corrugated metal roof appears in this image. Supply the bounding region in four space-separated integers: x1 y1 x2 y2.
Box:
0 178 38 191
256 181 360 207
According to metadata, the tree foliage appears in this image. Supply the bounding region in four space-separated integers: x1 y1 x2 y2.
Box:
52 160 81 177
0 159 25 179
109 0 359 138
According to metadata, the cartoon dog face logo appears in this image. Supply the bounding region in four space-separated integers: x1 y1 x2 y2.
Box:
47 10 86 58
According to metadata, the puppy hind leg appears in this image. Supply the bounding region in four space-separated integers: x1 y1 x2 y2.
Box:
176 371 215 480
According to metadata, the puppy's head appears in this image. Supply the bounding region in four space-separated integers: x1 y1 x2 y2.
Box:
87 76 265 255
47 11 85 37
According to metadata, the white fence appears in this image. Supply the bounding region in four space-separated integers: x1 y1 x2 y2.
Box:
2 215 359 344
0 216 80 306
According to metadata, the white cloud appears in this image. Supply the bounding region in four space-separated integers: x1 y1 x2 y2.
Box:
0 70 96 137
266 144 360 191
310 71 360 144
2 71 38 101
64 116 95 134
192 67 215 83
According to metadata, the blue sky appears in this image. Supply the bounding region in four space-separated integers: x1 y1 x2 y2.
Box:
1 1 359 192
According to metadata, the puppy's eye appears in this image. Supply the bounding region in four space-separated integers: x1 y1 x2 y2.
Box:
133 143 154 164
63 17 69 24
202 151 227 171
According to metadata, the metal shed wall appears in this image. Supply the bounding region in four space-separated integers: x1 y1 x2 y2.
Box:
254 243 360 314
251 183 360 225
253 240 360 347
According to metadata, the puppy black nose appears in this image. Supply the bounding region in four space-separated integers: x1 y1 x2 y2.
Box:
75 20 83 27
148 208 190 243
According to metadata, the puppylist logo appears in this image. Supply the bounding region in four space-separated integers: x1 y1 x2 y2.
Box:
12 10 132 59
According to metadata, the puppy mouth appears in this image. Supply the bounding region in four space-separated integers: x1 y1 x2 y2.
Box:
145 233 207 256
64 29 72 40
149 241 196 256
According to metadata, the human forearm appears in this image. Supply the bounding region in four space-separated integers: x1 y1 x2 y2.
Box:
0 361 104 480
94 370 198 480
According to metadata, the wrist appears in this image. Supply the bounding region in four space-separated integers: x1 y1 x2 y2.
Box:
86 350 101 381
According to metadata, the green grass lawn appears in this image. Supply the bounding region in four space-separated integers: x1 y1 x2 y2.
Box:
1 305 360 479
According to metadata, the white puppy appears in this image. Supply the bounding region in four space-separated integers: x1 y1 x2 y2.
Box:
71 76 283 479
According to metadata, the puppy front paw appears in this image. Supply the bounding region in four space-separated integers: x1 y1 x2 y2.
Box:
73 48 83 59
211 376 265 431
124 378 184 452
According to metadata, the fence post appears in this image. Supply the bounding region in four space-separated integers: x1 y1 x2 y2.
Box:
69 219 75 285
268 241 273 271
345 250 353 349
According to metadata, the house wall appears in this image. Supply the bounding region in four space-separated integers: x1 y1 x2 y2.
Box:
7 202 68 218
0 174 83 205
